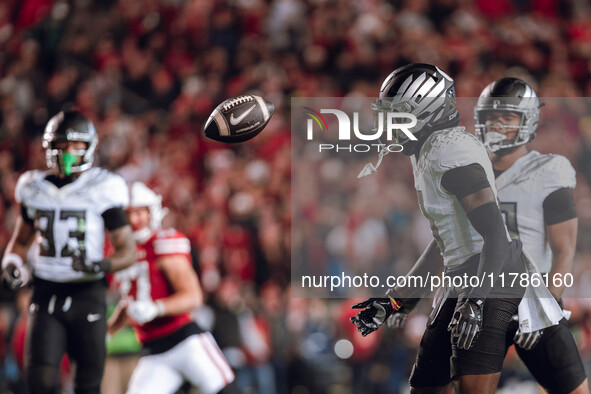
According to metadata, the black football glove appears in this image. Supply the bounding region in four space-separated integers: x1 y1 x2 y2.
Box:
512 314 544 350
71 248 111 274
350 295 403 336
448 297 484 350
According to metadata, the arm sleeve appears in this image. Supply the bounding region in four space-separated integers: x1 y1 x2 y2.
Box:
441 163 512 299
102 207 129 231
543 188 577 225
441 163 491 199
467 202 515 299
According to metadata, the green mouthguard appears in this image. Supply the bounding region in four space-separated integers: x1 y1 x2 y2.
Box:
62 153 78 176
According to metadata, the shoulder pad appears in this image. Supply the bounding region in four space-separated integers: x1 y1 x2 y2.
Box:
153 229 191 256
15 170 47 204
83 169 129 213
154 228 186 240
426 128 489 172
541 154 576 191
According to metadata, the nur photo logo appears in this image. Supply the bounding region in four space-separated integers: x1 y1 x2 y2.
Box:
303 107 417 154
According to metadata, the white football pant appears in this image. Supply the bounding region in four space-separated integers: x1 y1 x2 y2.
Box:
126 332 234 394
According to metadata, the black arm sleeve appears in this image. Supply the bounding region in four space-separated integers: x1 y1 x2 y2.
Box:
466 202 520 299
20 204 34 225
102 207 129 231
441 163 491 199
543 188 577 225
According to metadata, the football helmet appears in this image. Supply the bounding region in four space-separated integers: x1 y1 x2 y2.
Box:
43 110 98 175
128 182 168 242
372 63 460 156
474 77 540 154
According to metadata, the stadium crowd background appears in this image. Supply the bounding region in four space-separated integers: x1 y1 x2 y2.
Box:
1 0 591 393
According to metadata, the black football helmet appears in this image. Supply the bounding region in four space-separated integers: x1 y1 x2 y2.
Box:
42 110 98 175
474 77 540 154
372 63 460 156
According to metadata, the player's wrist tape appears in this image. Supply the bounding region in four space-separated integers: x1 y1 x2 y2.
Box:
385 288 421 311
385 289 404 311
2 253 23 270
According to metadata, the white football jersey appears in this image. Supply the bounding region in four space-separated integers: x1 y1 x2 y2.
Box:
495 151 576 273
15 167 129 282
411 127 499 269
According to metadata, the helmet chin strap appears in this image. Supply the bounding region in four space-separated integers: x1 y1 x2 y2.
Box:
133 227 154 244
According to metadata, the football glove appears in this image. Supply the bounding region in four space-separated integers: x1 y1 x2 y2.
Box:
126 300 165 325
70 248 111 274
513 314 543 350
350 295 403 336
2 253 30 290
448 297 484 350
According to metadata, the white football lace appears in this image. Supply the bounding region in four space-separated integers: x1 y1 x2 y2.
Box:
222 95 254 112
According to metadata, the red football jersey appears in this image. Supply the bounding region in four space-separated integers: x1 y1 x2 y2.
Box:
114 228 193 343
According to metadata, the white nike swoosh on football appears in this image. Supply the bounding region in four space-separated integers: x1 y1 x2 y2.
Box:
229 105 256 125
87 313 101 322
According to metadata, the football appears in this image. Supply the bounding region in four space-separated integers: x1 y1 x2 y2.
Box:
204 95 275 143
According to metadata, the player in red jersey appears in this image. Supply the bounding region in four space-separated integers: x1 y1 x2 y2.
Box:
107 182 234 394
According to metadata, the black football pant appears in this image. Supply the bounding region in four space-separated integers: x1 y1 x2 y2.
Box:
26 277 107 394
508 317 587 393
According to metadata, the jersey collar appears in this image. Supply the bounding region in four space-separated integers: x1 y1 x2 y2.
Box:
495 151 539 191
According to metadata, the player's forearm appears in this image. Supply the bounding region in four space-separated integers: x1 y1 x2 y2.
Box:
396 239 443 298
158 290 202 317
466 202 517 299
106 225 136 272
107 303 129 336
4 217 36 261
157 255 203 316
546 218 577 301
547 251 575 300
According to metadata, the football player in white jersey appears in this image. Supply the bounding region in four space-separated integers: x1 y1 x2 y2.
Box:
350 64 540 393
107 182 234 394
1 110 136 394
474 78 589 393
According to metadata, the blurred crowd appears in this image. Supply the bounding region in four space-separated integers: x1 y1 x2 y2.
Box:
0 0 591 393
